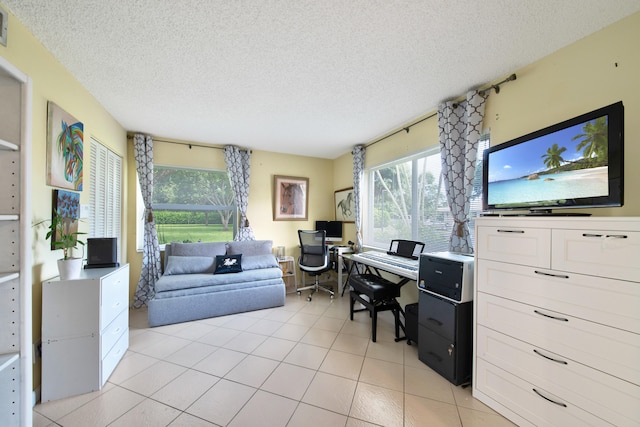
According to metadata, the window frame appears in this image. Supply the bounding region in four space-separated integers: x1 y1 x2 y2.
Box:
364 135 489 253
136 164 237 251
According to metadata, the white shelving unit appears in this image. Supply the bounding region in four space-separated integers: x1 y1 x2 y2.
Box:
0 56 33 427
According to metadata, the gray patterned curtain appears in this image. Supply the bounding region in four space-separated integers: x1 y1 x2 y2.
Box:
224 145 255 241
438 90 487 253
133 134 161 307
352 145 366 252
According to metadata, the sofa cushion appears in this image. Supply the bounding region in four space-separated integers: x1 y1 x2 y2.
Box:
164 256 215 275
214 254 243 274
242 254 280 271
226 240 273 256
171 242 227 257
155 267 283 293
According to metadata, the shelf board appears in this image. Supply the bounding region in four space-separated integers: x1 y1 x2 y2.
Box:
0 272 19 284
0 138 19 151
0 214 19 221
0 353 19 372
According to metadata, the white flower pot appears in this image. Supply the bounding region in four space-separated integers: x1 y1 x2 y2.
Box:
57 258 83 280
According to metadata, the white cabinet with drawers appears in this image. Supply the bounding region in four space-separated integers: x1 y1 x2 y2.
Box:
474 217 640 427
42 265 129 402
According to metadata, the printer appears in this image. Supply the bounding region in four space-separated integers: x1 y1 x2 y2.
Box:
418 251 474 303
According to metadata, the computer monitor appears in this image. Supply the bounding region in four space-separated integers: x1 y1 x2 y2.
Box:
315 220 343 243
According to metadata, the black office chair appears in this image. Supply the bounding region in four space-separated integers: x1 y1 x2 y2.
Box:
296 230 333 301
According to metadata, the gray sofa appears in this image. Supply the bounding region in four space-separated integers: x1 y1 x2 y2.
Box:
148 240 286 327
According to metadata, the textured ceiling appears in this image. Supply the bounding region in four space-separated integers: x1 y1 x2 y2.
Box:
4 1 640 159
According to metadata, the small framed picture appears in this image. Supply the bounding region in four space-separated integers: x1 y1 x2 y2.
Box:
273 175 308 221
334 187 355 222
51 189 81 250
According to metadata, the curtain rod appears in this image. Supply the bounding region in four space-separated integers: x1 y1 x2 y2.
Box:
479 73 517 97
366 73 517 149
127 134 224 150
366 112 436 148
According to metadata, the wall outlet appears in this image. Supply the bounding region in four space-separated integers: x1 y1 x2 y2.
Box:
80 204 90 218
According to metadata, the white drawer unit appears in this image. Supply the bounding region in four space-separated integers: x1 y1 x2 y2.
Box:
474 217 640 427
42 265 129 402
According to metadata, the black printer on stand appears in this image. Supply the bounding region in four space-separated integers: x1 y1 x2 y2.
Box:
417 251 474 386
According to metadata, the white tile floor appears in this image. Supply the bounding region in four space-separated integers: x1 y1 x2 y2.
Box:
33 287 517 426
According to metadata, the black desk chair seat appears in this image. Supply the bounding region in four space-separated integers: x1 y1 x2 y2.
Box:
349 273 405 342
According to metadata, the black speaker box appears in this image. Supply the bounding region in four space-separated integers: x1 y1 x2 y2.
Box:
85 237 119 269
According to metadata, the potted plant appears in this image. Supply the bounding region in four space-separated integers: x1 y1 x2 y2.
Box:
40 209 86 280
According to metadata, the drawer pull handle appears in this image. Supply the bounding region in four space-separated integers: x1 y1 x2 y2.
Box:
606 234 628 239
533 349 568 365
497 229 525 234
532 388 567 408
534 310 568 322
582 233 603 238
534 270 569 279
427 317 443 326
582 233 628 239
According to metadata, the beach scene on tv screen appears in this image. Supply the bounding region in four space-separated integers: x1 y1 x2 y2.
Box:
488 116 609 206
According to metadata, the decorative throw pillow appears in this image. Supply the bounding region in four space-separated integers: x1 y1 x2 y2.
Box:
164 256 215 275
170 242 227 257
241 254 279 270
226 240 273 256
214 254 243 274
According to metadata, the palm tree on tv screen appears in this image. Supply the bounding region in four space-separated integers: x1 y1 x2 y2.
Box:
572 117 608 162
541 143 568 170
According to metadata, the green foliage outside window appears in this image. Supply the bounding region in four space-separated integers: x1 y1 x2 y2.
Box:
153 166 236 244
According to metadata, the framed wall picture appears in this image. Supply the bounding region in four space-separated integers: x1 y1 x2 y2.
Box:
273 175 308 221
334 187 355 222
47 101 84 191
51 189 81 250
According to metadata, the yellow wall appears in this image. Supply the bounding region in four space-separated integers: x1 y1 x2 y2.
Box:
0 4 128 390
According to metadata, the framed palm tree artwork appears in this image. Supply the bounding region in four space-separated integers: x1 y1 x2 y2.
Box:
46 101 83 191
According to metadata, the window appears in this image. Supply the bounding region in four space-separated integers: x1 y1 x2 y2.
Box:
137 166 236 247
365 135 489 252
89 138 123 259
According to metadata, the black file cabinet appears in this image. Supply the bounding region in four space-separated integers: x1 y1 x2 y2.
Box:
418 291 472 386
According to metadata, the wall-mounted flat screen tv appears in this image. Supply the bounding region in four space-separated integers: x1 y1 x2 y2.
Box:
482 101 624 214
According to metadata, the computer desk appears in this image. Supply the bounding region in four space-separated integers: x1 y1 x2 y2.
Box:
328 246 353 294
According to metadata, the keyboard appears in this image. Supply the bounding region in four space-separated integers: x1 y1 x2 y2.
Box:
351 251 419 280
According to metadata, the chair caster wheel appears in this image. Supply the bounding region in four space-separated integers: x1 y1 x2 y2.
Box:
297 291 301 295
330 295 334 299
307 296 312 301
